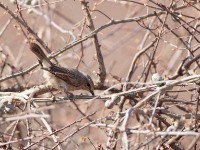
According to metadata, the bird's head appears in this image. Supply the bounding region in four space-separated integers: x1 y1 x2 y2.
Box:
84 75 95 96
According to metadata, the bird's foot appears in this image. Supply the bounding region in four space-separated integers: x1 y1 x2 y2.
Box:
65 92 75 101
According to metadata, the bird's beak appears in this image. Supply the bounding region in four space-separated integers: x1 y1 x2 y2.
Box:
90 90 94 96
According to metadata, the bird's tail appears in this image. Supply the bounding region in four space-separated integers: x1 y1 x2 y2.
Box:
30 43 53 68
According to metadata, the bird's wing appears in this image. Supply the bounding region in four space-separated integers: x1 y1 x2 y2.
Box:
49 65 82 87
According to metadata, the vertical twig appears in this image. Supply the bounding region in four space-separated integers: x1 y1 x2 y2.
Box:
80 0 106 87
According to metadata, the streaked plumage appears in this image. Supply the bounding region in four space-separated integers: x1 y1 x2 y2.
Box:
30 43 94 95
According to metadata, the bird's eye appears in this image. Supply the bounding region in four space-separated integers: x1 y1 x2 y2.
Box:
87 83 90 87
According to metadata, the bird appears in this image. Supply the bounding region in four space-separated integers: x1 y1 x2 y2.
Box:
29 42 94 96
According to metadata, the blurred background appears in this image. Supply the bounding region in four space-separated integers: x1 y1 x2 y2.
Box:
0 0 200 149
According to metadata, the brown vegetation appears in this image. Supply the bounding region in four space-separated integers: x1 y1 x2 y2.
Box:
0 0 200 149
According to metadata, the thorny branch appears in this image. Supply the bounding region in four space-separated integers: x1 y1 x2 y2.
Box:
0 0 200 150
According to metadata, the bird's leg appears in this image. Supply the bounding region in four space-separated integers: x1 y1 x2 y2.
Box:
49 91 59 103
64 90 75 101
46 86 61 103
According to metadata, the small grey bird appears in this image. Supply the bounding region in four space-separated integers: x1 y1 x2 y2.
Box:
30 42 94 95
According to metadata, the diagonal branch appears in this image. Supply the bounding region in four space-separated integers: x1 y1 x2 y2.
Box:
80 0 106 87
